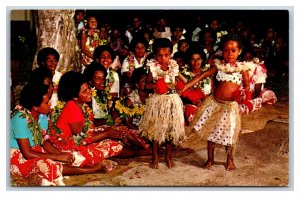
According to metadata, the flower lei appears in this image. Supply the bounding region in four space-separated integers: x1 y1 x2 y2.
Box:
11 106 45 146
215 59 253 73
127 52 147 73
91 88 114 125
49 101 94 146
115 97 146 119
148 59 179 84
106 69 115 99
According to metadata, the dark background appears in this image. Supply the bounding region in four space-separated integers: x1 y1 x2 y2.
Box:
87 9 289 39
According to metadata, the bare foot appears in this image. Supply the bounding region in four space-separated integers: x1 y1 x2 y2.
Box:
149 160 159 169
100 160 118 172
165 157 175 168
226 159 236 171
202 161 214 170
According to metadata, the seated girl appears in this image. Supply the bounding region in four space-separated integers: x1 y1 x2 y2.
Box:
83 63 150 151
179 49 214 125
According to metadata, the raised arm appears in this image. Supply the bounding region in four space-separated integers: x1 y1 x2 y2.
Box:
183 66 218 92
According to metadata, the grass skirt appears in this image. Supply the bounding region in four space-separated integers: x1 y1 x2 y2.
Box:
139 93 186 145
187 95 241 149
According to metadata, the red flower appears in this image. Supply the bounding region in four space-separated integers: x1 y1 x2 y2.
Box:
155 78 168 94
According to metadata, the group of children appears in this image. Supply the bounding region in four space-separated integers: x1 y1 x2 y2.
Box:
10 11 280 186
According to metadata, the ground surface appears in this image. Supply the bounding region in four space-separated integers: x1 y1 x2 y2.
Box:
11 94 289 187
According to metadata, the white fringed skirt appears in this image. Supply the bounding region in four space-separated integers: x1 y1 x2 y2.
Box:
139 93 186 145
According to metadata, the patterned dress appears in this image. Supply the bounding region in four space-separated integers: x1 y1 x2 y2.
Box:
10 112 64 186
48 100 123 167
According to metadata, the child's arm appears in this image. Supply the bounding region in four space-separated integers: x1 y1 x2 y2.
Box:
145 71 156 91
183 66 218 92
241 70 251 101
81 31 93 58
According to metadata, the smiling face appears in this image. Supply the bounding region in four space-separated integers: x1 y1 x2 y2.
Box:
222 40 242 64
77 82 92 103
99 50 113 69
92 70 106 91
45 54 58 73
190 54 202 70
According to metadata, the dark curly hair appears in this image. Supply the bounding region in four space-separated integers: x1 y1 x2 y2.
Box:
188 48 207 68
129 37 149 52
37 47 60 67
152 38 173 55
19 83 49 110
219 34 243 50
83 62 107 84
93 45 116 62
131 67 147 89
57 71 86 102
29 67 53 86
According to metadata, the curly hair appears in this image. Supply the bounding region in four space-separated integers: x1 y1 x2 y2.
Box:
131 67 147 89
219 34 243 50
19 83 49 110
37 47 60 67
57 71 86 102
129 37 149 52
152 38 173 55
29 67 53 85
188 48 207 67
93 45 116 62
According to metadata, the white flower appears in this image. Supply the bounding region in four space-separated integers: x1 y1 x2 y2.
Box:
203 49 208 54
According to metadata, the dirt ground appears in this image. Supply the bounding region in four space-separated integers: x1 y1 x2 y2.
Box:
10 93 289 187
66 93 289 187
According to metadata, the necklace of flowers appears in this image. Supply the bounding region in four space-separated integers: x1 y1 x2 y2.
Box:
115 95 146 119
128 52 148 71
91 87 114 125
215 59 251 73
106 69 115 100
181 65 212 90
11 106 44 146
148 59 179 84
85 29 100 39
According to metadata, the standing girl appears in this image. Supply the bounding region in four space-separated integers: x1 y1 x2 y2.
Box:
188 35 251 171
81 15 99 72
139 38 186 169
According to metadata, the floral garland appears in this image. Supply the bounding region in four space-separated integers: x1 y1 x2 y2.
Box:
11 106 45 146
91 88 114 125
127 52 147 73
147 59 179 84
181 65 212 95
49 101 94 146
214 59 253 73
106 69 115 100
115 98 146 118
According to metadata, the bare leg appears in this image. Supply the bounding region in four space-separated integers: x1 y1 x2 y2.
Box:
149 141 159 169
202 141 215 170
225 146 236 171
165 142 175 168
62 160 117 175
